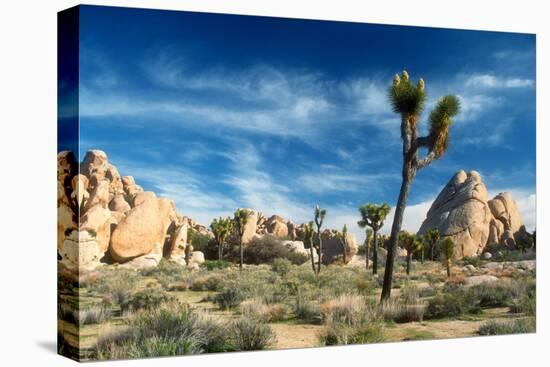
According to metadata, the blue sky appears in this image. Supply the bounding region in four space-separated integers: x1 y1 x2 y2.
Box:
71 5 536 241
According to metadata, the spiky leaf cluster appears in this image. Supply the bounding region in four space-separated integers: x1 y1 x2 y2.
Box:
211 216 234 244
388 70 427 116
399 231 423 255
314 205 327 228
357 203 391 230
428 95 461 157
442 237 454 260
234 208 251 236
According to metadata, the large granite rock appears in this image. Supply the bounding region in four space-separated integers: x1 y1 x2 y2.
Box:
488 192 523 247
109 192 164 262
418 170 525 258
321 230 358 264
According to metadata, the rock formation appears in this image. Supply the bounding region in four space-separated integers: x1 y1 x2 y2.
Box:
320 229 358 265
57 150 206 271
418 170 524 258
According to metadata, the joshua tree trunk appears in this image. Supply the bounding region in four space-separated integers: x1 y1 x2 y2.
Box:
317 230 322 274
366 243 370 270
218 242 224 261
430 244 435 261
381 168 413 302
446 259 452 278
372 230 378 275
309 239 316 274
406 253 412 275
421 248 425 264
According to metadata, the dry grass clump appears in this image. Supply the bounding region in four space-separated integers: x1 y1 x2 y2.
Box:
240 298 287 322
320 294 371 325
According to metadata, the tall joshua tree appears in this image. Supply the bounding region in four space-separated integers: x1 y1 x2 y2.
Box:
303 221 317 274
442 237 455 278
381 70 460 302
210 216 234 260
424 228 441 261
399 231 422 276
314 205 327 274
358 203 391 275
365 228 373 270
234 208 251 271
337 224 349 264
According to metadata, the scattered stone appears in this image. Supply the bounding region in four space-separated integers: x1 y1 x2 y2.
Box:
482 252 492 260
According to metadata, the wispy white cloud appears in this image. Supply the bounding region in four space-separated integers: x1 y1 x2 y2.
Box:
465 74 534 89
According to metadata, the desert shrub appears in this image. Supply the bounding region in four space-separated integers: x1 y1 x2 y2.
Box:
509 291 536 316
379 297 425 323
320 321 385 345
201 260 233 271
354 277 375 296
240 236 308 265
272 258 292 277
96 303 234 359
317 267 366 297
240 299 287 322
167 282 189 291
190 274 226 291
140 259 194 289
214 288 246 310
121 289 177 313
401 284 421 304
462 256 482 267
478 318 535 336
58 301 110 326
229 317 276 351
89 268 139 306
293 299 321 323
425 289 481 319
321 294 368 325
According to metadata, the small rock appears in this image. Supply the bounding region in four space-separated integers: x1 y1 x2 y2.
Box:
482 252 492 260
465 264 476 272
465 275 498 286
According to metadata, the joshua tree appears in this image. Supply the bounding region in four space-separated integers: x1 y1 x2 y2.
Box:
424 228 441 261
234 208 251 271
337 224 349 264
303 221 317 274
399 231 422 276
365 228 373 270
442 237 455 278
358 203 391 275
381 70 460 302
314 205 327 274
210 216 234 260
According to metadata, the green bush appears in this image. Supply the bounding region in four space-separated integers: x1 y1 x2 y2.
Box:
425 289 481 319
190 274 226 291
201 260 233 271
239 236 308 265
96 303 234 359
58 301 110 326
321 321 385 345
478 318 535 335
89 268 139 306
214 288 246 310
272 258 292 277
229 317 276 351
120 289 177 313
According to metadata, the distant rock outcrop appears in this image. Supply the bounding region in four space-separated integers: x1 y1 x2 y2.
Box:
418 170 524 258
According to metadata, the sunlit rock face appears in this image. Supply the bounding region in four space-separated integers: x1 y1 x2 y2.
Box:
418 170 524 259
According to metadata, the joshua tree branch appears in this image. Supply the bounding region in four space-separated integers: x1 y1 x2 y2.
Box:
416 151 437 170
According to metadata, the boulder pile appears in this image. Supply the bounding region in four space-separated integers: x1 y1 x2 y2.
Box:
418 170 525 259
57 150 207 271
